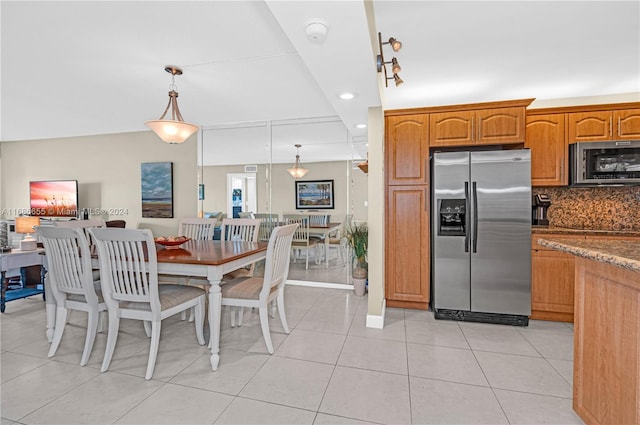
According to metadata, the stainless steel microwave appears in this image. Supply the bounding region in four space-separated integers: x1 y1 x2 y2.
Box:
570 141 640 186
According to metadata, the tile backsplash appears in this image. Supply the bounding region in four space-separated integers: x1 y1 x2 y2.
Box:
534 186 640 231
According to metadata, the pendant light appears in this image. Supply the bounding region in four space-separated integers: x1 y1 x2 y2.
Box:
287 144 309 179
145 66 199 144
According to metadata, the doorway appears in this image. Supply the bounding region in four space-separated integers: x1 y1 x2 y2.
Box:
226 173 257 218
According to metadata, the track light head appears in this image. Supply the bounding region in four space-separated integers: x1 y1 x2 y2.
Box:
388 37 402 52
393 73 404 87
391 58 401 74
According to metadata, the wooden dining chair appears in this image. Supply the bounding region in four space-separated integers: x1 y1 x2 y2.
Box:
88 228 206 380
35 226 107 366
221 223 297 354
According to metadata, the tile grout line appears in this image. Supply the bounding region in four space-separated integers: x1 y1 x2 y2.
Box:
459 321 513 425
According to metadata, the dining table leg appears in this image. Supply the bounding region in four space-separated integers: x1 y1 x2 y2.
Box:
207 268 223 371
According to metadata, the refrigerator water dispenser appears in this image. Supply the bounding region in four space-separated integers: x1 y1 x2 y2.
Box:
438 199 466 236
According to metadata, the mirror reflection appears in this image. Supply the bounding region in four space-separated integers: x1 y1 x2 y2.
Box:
198 117 368 286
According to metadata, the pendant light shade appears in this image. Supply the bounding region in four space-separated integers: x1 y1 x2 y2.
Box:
145 66 199 144
287 144 309 179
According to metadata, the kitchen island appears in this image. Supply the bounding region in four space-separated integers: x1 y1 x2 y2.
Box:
537 237 640 425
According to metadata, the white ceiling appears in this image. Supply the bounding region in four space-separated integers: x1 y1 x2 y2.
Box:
2 1 639 165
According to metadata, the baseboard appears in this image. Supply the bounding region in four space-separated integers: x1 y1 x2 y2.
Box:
366 299 386 329
286 279 354 291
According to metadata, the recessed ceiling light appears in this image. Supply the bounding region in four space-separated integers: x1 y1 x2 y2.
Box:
338 92 356 100
354 124 367 129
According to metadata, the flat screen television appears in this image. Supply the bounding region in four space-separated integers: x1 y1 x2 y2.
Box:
29 180 78 218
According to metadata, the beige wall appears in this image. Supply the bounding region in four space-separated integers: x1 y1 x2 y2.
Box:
0 131 197 236
202 160 368 222
367 106 385 317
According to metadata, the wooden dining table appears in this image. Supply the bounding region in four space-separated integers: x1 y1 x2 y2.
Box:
44 239 267 371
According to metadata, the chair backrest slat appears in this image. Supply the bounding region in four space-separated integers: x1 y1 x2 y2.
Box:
255 213 279 242
178 218 216 240
220 218 260 242
283 214 310 243
307 212 330 226
55 218 106 250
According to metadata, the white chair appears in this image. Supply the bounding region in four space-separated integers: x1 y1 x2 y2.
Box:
255 213 279 242
221 223 297 354
89 227 206 380
283 214 321 269
55 218 106 230
220 218 261 243
175 217 216 320
55 218 106 278
178 218 216 240
307 212 330 226
35 226 107 366
237 211 255 219
220 218 262 324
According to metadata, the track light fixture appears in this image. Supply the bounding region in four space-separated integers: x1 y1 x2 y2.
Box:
145 66 199 144
376 32 404 87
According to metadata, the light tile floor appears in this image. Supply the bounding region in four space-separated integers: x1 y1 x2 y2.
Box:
1 285 584 424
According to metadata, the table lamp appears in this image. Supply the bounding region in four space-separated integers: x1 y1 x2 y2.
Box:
15 216 40 251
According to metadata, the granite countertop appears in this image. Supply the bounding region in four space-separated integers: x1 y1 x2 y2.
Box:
537 237 640 272
532 226 640 237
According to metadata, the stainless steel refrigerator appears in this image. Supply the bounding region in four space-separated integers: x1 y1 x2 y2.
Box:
432 149 531 326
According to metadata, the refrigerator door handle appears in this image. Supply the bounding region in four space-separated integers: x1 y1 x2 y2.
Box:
464 181 470 253
472 181 478 253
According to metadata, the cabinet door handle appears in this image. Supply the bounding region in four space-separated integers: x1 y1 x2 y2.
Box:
471 116 475 142
609 117 613 137
618 116 621 137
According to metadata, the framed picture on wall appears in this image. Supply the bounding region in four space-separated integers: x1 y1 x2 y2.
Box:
141 162 174 218
295 180 334 209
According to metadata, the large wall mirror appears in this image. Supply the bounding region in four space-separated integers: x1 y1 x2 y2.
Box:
198 116 368 286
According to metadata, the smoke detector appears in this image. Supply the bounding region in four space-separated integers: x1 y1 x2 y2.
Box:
304 18 329 43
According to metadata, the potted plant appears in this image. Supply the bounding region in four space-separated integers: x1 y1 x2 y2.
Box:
345 222 368 295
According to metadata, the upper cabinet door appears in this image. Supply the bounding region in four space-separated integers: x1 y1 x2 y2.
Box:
430 111 474 146
568 111 613 142
430 107 525 147
386 114 430 186
476 107 525 144
525 113 567 186
616 109 640 140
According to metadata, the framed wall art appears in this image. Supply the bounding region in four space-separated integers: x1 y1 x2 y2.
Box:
295 180 334 209
141 162 173 218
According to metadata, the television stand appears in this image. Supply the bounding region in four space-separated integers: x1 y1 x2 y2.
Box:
1 248 45 313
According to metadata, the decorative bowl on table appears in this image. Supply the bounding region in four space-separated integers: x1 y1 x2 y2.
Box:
154 236 191 249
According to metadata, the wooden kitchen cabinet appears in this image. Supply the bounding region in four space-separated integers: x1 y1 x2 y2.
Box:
531 249 575 322
525 113 568 186
531 233 640 322
386 114 429 186
531 234 581 322
568 108 640 143
385 185 430 309
430 106 526 147
573 257 640 425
